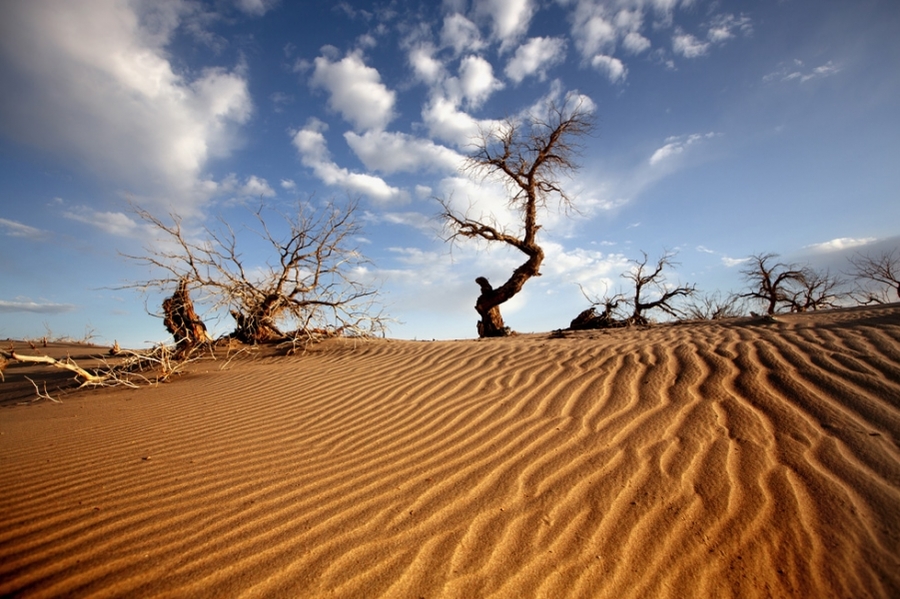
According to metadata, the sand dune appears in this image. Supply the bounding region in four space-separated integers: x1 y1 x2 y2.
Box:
2 305 899 597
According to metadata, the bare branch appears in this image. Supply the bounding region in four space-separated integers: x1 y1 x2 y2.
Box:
848 249 900 303
624 250 696 324
740 253 806 315
123 198 387 344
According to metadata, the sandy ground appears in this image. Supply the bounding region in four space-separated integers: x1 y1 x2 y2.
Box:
1 304 899 598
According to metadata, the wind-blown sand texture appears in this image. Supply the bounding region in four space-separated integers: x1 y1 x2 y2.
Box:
2 304 899 598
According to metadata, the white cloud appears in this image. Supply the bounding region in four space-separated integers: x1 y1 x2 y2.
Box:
366 210 434 233
540 241 631 296
763 60 842 84
441 13 484 55
291 120 406 205
622 31 651 54
475 0 534 47
672 30 710 58
310 50 396 131
649 132 718 166
422 95 503 148
63 206 141 237
458 55 504 107
344 130 463 174
805 237 877 253
722 256 750 267
0 0 253 216
505 36 567 83
0 217 47 239
217 173 276 199
580 15 616 56
591 54 627 83
280 178 296 190
234 0 279 17
706 13 753 43
409 43 445 84
0 299 77 314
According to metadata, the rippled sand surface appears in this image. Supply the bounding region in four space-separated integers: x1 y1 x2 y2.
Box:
2 305 899 598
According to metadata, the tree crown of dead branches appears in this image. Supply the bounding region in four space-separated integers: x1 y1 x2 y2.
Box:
122 197 387 343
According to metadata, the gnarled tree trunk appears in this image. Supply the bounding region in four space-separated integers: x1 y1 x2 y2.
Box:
474 277 508 337
162 278 210 353
474 247 543 337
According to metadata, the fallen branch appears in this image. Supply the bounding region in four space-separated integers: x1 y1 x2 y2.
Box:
1 350 106 386
1 343 201 395
25 376 61 403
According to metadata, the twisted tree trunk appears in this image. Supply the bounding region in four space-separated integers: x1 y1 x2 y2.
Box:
162 279 210 353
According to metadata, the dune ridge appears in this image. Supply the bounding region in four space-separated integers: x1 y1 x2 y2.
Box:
2 305 899 597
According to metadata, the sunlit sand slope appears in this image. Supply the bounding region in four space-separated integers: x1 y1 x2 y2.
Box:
2 305 899 598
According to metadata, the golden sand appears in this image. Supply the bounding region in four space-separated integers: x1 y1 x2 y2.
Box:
2 305 899 597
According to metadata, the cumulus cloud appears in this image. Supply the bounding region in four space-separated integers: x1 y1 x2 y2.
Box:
0 299 77 314
309 50 396 131
672 29 710 58
457 55 504 107
0 217 47 240
292 119 406 204
0 1 253 216
591 54 627 83
280 178 296 190
475 0 534 47
344 130 463 174
649 132 719 166
577 15 616 56
622 31 651 54
408 43 445 84
505 36 567 83
805 237 877 253
422 95 503 148
540 241 631 295
217 174 277 200
441 13 484 55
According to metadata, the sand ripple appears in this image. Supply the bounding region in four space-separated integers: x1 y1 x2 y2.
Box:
2 305 899 597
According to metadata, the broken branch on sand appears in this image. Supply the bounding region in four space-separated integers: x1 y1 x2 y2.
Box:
0 349 106 386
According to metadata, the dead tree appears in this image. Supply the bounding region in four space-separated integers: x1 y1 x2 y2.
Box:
683 291 746 320
162 278 210 353
439 98 594 337
624 250 696 325
569 290 627 330
740 253 806 315
788 267 845 312
848 249 900 304
125 198 386 344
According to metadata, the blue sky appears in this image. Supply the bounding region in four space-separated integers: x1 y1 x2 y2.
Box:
1 0 898 346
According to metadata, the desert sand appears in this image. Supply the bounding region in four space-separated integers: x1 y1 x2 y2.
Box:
1 304 899 598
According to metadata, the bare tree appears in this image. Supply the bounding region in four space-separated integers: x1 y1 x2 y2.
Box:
439 98 594 337
684 291 747 320
788 267 846 312
569 287 627 330
848 249 900 304
624 250 696 325
740 253 806 315
125 198 386 344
